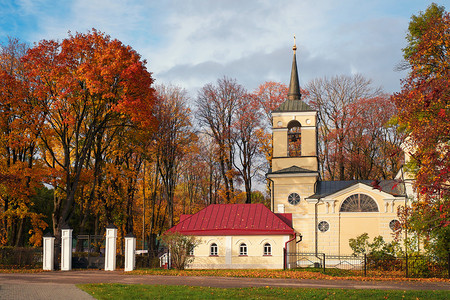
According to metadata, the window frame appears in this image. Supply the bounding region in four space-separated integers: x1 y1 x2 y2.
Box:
318 220 330 233
340 193 379 212
263 243 272 256
239 243 248 256
288 192 301 205
210 243 218 256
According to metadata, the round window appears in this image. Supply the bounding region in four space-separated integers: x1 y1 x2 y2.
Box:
288 193 301 205
318 221 329 232
389 219 400 231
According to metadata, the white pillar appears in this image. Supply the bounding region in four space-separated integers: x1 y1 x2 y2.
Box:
60 226 72 271
124 233 136 272
43 233 55 271
105 224 117 271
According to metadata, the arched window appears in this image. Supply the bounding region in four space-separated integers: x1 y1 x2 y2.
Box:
210 243 218 256
340 194 379 212
239 243 248 256
263 243 271 256
288 120 301 157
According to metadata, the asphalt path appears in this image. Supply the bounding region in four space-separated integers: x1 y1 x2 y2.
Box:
1 270 449 293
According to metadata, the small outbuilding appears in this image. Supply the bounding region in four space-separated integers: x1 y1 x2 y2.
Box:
166 203 294 269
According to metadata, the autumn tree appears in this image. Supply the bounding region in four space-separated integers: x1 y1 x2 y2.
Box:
154 84 194 228
232 93 266 203
341 96 403 180
254 81 288 126
196 134 222 205
0 37 48 246
306 74 383 180
253 81 288 167
196 77 244 203
393 4 450 259
177 143 212 214
22 29 156 243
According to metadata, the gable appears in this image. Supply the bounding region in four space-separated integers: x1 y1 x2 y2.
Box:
321 182 401 200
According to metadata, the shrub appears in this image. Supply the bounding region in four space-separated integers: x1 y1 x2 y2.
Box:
159 232 200 270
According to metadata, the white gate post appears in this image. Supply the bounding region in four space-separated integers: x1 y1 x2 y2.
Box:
60 225 73 271
124 233 136 272
43 232 55 271
105 223 117 271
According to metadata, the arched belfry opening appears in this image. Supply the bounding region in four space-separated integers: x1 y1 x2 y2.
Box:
287 120 301 157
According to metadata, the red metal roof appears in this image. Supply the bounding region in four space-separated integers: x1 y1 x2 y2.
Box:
166 204 294 236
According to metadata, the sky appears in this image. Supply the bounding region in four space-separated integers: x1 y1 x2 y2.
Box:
0 0 444 99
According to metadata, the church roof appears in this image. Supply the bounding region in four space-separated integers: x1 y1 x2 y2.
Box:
307 180 406 199
273 39 314 113
268 165 317 175
166 203 294 236
273 99 314 112
288 42 301 100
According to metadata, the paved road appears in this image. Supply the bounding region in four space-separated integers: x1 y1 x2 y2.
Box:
0 270 449 299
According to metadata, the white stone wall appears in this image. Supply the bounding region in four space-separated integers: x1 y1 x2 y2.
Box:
186 235 291 269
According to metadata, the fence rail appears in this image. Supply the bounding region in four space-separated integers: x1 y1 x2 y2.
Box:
0 247 42 269
286 252 450 278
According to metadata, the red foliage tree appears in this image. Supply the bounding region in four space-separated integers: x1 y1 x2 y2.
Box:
393 4 449 259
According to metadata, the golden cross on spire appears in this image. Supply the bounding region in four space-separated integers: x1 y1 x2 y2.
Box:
293 34 297 52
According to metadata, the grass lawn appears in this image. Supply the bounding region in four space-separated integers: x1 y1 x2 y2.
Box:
128 268 450 282
78 283 450 300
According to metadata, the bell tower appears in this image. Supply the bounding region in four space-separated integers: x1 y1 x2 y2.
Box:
267 39 319 214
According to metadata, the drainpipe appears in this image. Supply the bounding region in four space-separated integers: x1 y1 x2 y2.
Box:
296 234 303 244
400 166 409 277
315 198 323 256
284 233 296 269
267 177 274 212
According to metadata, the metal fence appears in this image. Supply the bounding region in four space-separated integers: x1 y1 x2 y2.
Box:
286 252 450 278
116 250 161 269
72 234 106 269
0 247 42 269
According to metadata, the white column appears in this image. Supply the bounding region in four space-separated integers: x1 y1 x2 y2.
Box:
60 226 72 271
225 236 232 266
43 233 55 271
124 233 136 272
105 224 118 271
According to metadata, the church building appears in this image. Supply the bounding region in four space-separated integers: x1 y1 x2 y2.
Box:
266 41 406 256
165 41 407 269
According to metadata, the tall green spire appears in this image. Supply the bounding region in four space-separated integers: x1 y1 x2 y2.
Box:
287 37 301 101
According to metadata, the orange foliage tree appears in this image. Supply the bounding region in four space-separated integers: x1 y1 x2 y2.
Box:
22 29 156 243
0 38 48 246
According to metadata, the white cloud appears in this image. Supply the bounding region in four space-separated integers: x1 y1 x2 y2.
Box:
1 0 439 96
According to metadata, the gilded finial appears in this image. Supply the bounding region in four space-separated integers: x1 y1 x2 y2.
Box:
293 35 297 52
